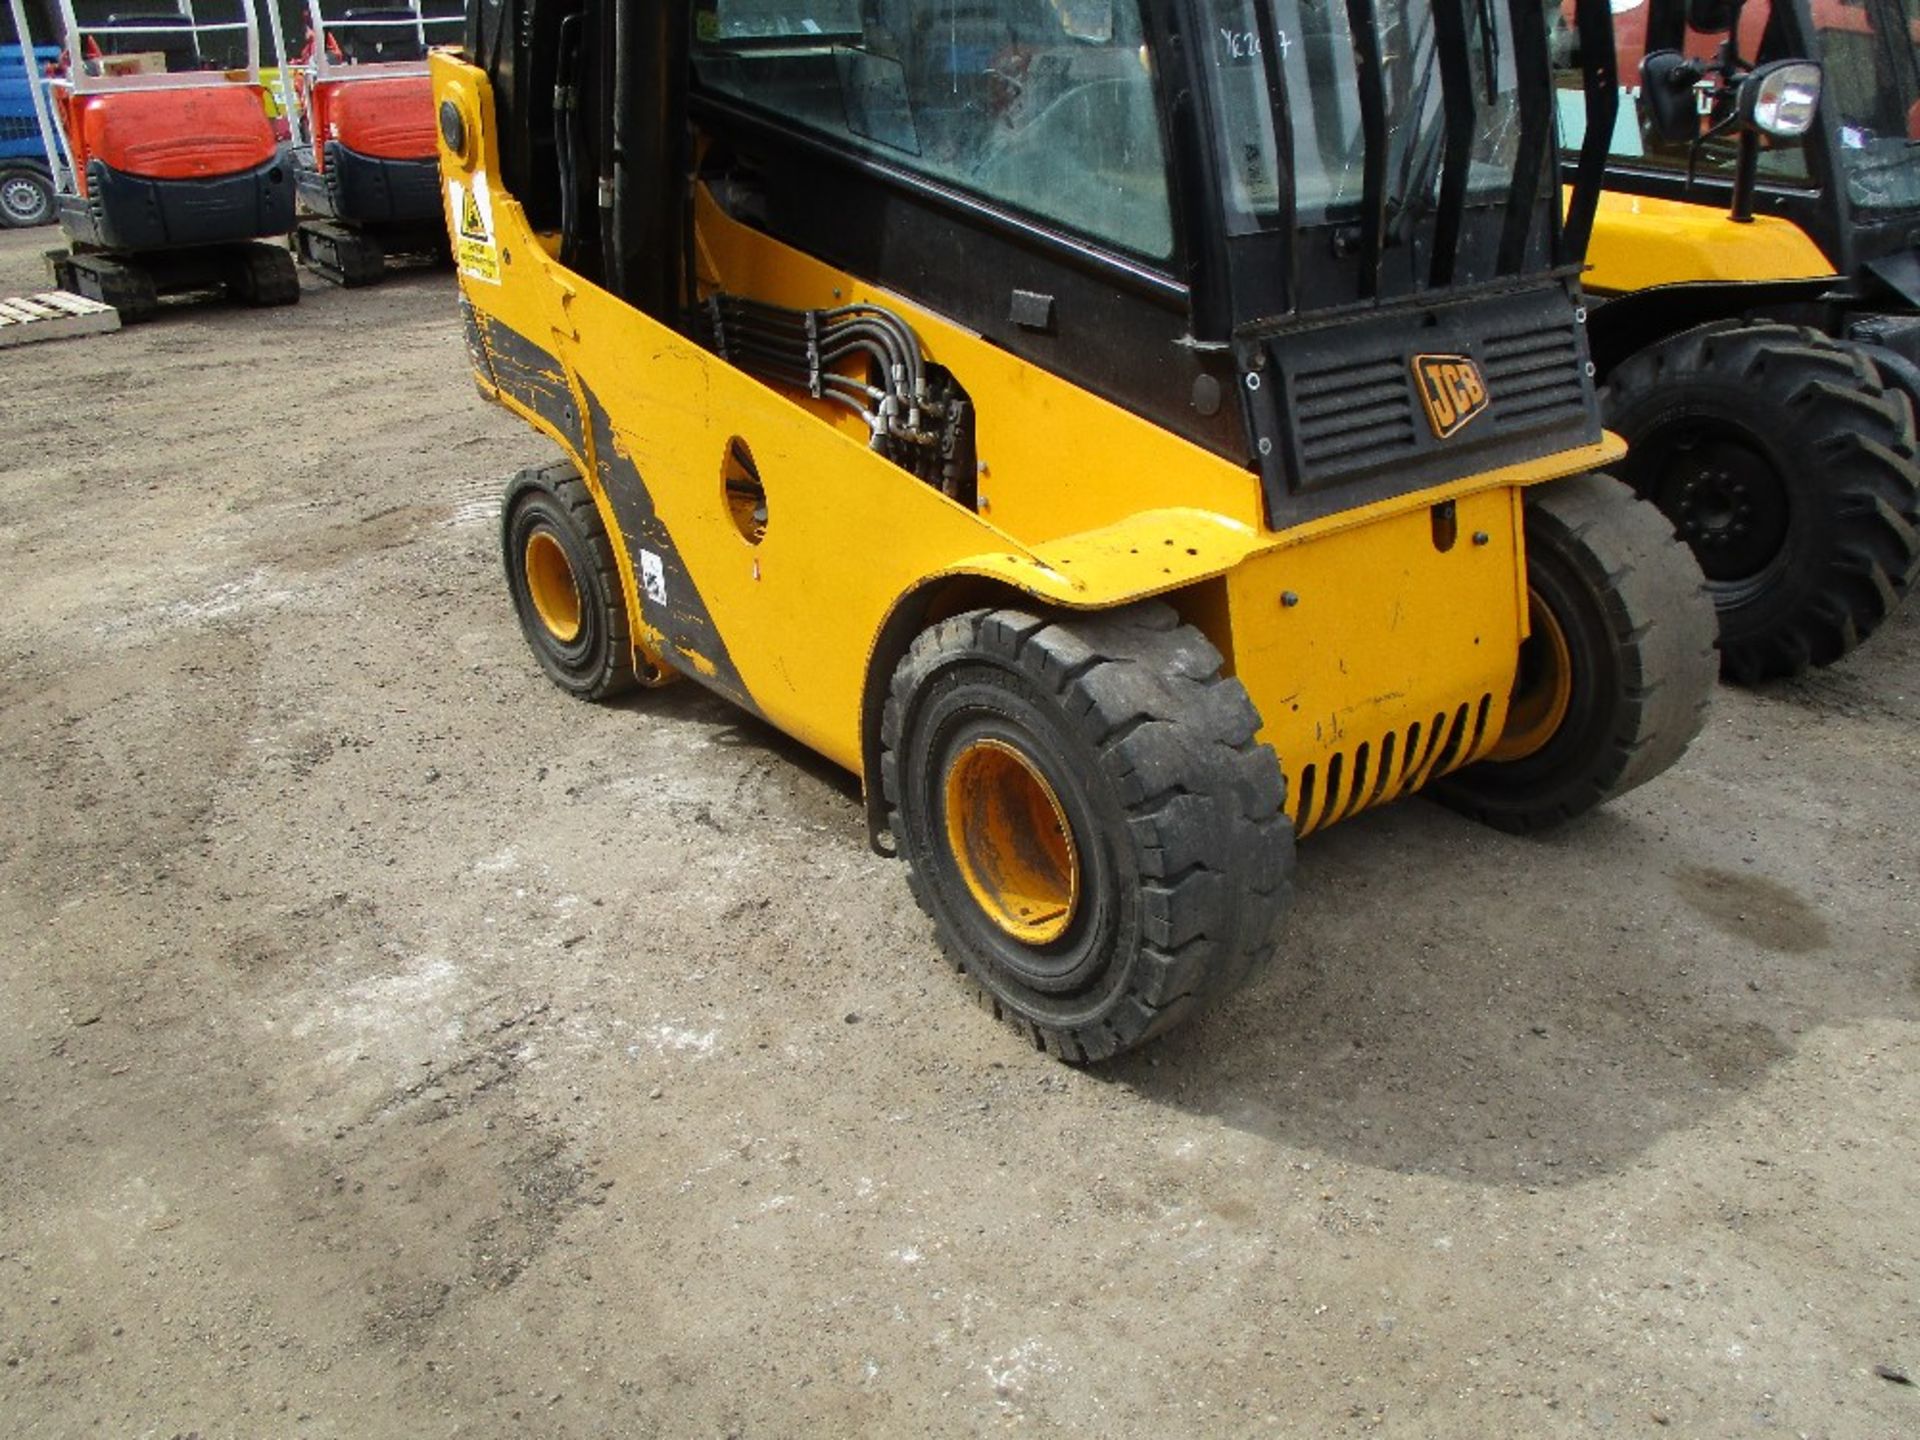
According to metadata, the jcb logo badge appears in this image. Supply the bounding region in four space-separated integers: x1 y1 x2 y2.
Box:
1413 354 1489 439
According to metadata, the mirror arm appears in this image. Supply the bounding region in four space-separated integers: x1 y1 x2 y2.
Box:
1729 128 1760 222
1684 108 1742 195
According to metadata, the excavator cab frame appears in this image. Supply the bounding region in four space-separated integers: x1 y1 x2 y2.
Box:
13 0 299 317
276 0 463 284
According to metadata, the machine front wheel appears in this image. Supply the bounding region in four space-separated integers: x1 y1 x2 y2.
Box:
502 461 642 701
881 602 1293 1062
1605 322 1920 682
1432 473 1717 834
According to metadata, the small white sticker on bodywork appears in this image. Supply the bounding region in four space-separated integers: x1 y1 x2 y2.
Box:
640 549 667 605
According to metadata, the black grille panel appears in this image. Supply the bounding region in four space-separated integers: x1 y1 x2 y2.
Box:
1483 321 1587 434
1248 277 1605 528
1293 357 1419 470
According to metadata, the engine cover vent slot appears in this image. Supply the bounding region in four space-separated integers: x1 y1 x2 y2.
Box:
1289 694 1494 837
1292 356 1419 472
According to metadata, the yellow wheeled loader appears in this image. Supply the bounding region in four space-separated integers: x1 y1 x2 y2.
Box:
434 0 1716 1060
1555 0 1920 681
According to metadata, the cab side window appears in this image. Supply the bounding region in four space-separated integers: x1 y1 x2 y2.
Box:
693 1 1174 261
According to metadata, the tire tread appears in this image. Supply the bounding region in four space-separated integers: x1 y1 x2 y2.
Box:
880 602 1294 1061
1606 321 1920 681
502 459 640 702
1435 473 1717 833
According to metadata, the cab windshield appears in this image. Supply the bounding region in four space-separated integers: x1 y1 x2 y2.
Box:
1201 0 1523 233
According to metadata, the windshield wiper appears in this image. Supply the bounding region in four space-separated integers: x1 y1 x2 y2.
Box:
1475 0 1499 106
1383 36 1443 241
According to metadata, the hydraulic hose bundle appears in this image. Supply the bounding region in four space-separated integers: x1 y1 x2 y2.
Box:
701 293 975 503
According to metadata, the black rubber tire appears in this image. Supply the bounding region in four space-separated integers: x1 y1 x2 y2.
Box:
1604 322 1920 682
501 460 641 702
881 602 1294 1062
1432 473 1717 834
0 169 55 229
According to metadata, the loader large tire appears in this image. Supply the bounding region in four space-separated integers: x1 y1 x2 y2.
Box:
1432 473 1716 833
881 602 1293 1062
502 460 641 701
1604 322 1920 682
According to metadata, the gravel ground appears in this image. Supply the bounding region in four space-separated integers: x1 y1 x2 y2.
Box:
0 225 1916 1439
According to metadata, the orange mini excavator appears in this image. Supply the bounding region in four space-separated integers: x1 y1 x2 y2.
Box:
274 1 460 285
28 2 298 320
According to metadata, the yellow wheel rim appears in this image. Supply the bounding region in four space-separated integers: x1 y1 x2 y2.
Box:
1489 587 1574 763
524 530 583 644
942 738 1080 946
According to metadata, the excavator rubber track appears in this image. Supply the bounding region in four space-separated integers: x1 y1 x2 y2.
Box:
295 219 388 288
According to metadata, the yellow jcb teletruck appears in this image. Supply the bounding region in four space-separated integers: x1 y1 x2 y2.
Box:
433 0 1716 1060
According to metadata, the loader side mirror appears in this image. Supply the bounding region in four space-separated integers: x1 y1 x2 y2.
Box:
1640 50 1702 146
1687 0 1735 33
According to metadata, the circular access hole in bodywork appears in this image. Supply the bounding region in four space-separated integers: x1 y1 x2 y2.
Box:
722 437 766 544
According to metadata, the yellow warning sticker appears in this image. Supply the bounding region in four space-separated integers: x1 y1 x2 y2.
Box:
459 187 486 239
448 175 501 286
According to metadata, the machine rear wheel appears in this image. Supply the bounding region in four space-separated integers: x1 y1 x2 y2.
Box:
1432 473 1716 834
881 602 1293 1062
502 460 641 701
1605 322 1920 682
0 170 55 229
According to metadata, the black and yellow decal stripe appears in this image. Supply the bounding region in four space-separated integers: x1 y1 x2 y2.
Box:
581 386 760 717
472 310 586 455
458 295 496 388
472 312 756 714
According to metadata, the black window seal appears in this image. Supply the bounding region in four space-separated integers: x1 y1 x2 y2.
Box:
1342 0 1390 299
1499 0 1553 275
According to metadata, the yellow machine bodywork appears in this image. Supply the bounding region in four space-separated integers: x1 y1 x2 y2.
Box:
1576 189 1837 294
438 56 1625 837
